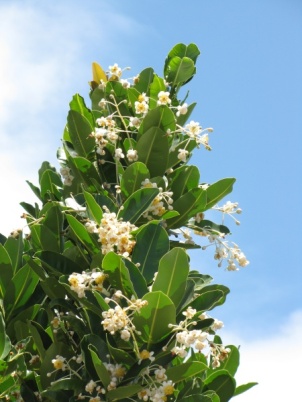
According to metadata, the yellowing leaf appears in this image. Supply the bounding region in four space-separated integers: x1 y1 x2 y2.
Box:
92 62 107 83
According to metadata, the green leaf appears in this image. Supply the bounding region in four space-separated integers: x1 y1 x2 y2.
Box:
123 258 148 298
152 247 189 308
107 384 143 401
80 334 109 378
120 162 150 198
166 56 195 86
66 214 100 254
69 94 95 127
26 180 42 201
186 289 225 313
107 339 136 367
164 43 200 74
102 252 135 297
134 67 154 93
169 165 200 200
0 313 11 359
205 178 236 209
149 75 166 109
137 126 169 177
167 187 207 229
133 291 176 347
36 251 83 276
40 169 62 200
204 370 236 402
4 264 39 319
117 187 159 224
84 190 103 224
69 156 101 191
88 345 111 387
30 224 61 253
4 234 24 274
234 382 258 396
139 105 176 135
132 221 169 283
49 378 85 394
218 345 240 377
166 361 208 383
0 244 13 299
67 110 95 157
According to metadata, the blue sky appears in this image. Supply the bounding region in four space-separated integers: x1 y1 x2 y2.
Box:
0 0 301 399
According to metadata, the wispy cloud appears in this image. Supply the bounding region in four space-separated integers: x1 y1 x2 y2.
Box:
0 1 144 236
222 310 302 401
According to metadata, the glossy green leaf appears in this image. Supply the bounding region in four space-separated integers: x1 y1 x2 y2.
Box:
20 382 40 402
30 224 61 253
49 378 85 394
67 110 95 157
84 190 103 224
102 252 135 297
164 43 200 73
120 162 150 198
69 94 95 127
139 105 176 135
0 313 11 359
234 382 258 396
137 126 169 177
4 264 39 319
123 258 148 298
36 251 83 276
70 156 101 190
26 179 42 201
6 304 40 340
80 334 109 379
0 244 13 299
205 178 236 209
134 67 154 93
178 392 220 402
166 361 207 383
4 234 24 274
167 187 207 229
107 339 136 367
204 370 236 402
133 291 176 347
186 289 225 313
152 247 189 308
169 165 200 200
66 214 100 254
88 345 111 387
132 221 169 283
149 75 166 109
117 187 159 224
107 384 143 401
166 56 195 86
40 169 62 200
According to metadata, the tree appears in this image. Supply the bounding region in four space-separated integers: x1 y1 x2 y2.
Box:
0 43 256 401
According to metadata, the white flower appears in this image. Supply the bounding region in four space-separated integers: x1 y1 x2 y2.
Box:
120 329 131 341
157 91 171 105
109 63 122 78
51 355 66 371
85 380 97 394
115 148 125 160
129 116 141 128
211 319 224 330
185 120 202 137
135 100 149 115
176 103 188 116
177 148 189 161
120 78 130 88
127 149 138 162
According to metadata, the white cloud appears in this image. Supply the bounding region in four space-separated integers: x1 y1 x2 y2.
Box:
0 1 144 236
221 310 302 401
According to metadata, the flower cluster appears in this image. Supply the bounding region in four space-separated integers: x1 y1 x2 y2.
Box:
135 92 149 115
213 200 242 225
167 306 229 368
102 290 148 343
85 207 138 256
68 269 107 298
141 179 174 219
60 165 74 186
